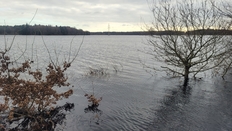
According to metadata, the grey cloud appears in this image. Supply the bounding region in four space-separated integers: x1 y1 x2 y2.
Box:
0 0 153 31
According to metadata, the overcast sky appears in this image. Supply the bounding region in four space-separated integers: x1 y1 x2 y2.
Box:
0 0 153 32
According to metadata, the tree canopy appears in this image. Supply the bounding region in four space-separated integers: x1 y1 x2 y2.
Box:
0 24 90 35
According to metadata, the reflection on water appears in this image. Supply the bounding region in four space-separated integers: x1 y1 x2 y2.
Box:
149 76 232 131
84 104 103 125
150 87 192 130
0 35 231 131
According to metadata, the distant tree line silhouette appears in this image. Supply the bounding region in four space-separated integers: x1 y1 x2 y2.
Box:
0 24 90 35
91 29 232 35
0 24 231 35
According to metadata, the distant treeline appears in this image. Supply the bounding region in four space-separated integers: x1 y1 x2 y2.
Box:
0 24 90 35
90 31 152 35
184 29 232 35
1 25 231 35
91 29 232 35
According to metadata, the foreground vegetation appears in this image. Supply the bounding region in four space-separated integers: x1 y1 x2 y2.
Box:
0 40 73 130
0 33 105 130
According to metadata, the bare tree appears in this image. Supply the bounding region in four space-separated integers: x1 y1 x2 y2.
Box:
212 0 232 77
212 0 232 19
146 0 231 86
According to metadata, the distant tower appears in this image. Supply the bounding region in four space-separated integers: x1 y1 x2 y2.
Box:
108 23 110 35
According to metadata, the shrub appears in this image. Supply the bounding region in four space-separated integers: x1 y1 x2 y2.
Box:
0 37 77 130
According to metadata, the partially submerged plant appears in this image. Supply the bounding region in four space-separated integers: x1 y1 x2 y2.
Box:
87 67 109 76
85 94 102 107
85 65 123 79
0 54 74 130
0 35 83 130
84 93 103 125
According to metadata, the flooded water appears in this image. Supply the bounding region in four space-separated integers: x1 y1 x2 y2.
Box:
0 35 232 131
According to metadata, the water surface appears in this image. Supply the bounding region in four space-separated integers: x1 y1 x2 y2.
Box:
0 35 231 131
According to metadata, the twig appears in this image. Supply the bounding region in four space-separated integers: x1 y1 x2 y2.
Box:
28 9 38 25
69 36 85 63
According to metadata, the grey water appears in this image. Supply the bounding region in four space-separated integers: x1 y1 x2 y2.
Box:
0 35 232 131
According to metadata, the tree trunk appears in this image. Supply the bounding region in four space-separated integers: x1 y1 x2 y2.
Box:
183 66 190 88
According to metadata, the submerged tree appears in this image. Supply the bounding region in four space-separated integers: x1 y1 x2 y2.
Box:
212 1 232 77
146 0 231 86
